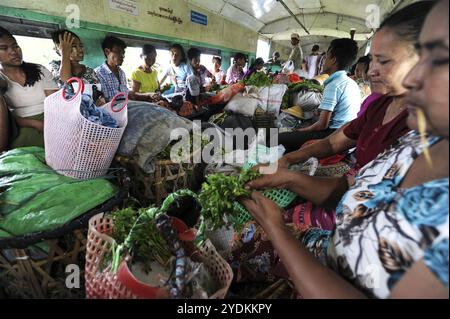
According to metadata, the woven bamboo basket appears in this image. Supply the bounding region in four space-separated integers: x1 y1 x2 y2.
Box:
115 156 194 207
0 178 128 299
253 110 276 130
0 230 86 299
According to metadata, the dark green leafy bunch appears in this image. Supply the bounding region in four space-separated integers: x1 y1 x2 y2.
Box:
243 72 273 87
111 208 140 244
198 169 261 230
110 208 172 272
128 211 173 267
288 80 323 93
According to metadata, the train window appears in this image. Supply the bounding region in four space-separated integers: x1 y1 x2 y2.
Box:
256 39 270 61
365 41 372 56
14 35 59 69
122 46 172 87
0 16 58 68
121 46 142 88
156 49 172 73
200 54 216 73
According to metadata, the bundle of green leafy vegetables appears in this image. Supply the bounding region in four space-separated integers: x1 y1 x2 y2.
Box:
107 190 201 273
288 80 323 93
109 207 173 273
242 72 273 87
198 169 261 231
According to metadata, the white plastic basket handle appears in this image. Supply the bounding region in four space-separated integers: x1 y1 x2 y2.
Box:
110 92 128 113
62 77 85 102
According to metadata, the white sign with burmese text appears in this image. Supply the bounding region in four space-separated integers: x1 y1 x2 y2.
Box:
108 0 139 16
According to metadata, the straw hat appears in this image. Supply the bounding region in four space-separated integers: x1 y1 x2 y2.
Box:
282 105 304 119
313 74 329 86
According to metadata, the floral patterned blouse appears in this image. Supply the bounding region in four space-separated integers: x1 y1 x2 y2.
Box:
327 130 449 298
49 60 99 87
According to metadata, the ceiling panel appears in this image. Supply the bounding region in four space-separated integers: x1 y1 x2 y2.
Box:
185 0 226 14
294 0 322 10
220 3 266 31
225 0 278 19
183 0 417 48
260 12 368 34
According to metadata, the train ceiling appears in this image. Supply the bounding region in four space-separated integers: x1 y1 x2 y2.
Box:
186 0 417 51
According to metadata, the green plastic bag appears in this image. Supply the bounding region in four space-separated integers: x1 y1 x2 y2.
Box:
0 147 118 238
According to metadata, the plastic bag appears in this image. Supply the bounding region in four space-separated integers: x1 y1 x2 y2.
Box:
117 101 192 173
277 112 302 130
282 60 295 74
0 147 117 238
292 91 323 112
224 93 260 116
256 84 288 115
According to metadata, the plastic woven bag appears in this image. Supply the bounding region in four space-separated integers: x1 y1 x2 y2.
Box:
44 77 128 180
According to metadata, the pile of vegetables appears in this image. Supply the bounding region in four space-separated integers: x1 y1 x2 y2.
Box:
106 167 263 274
108 189 202 270
243 72 273 87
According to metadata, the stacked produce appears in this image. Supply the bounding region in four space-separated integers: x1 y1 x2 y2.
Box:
242 72 273 87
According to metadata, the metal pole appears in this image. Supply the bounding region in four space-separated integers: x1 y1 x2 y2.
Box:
276 0 310 35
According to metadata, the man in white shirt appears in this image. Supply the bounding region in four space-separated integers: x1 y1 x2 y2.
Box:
288 33 304 75
305 45 321 79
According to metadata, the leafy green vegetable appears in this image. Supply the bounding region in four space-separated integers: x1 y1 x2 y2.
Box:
198 169 261 231
128 210 173 267
111 207 139 244
157 133 210 160
243 72 273 87
288 80 323 93
109 207 172 273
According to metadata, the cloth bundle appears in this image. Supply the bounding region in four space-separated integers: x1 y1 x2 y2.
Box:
65 84 119 128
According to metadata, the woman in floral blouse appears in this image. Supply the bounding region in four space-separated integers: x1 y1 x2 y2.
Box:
241 0 449 299
49 29 99 86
